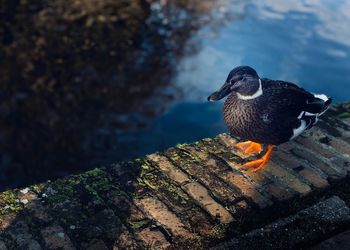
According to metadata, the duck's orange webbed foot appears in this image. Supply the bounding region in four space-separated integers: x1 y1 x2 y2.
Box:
243 145 274 172
235 141 263 155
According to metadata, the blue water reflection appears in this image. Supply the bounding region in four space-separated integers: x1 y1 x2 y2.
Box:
120 0 350 159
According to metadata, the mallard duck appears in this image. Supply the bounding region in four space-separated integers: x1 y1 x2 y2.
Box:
208 66 332 171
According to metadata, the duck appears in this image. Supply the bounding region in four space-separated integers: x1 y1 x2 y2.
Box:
208 66 332 171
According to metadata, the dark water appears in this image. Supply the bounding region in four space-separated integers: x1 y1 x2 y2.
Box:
1 0 350 190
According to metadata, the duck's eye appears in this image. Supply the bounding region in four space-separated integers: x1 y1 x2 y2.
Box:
230 76 243 84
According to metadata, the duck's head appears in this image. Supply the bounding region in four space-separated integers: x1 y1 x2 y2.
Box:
208 66 260 101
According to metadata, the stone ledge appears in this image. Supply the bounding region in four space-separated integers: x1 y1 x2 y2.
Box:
311 229 350 250
0 103 349 249
211 196 350 250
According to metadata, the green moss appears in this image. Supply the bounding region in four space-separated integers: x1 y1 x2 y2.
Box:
80 167 107 179
202 138 213 143
212 223 228 239
176 143 188 149
338 112 350 119
134 158 157 180
115 189 133 199
177 149 201 162
333 102 342 109
32 184 44 194
155 176 189 204
129 219 150 229
84 170 112 192
43 166 133 212
44 180 76 204
165 183 189 204
0 191 23 215
197 139 226 154
170 152 181 162
1 191 16 203
137 177 157 190
136 166 189 204
77 168 116 204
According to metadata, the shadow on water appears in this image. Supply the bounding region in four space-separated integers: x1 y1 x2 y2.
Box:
0 0 230 190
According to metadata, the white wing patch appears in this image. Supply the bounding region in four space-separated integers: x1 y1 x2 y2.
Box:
237 79 263 100
307 93 330 116
314 94 328 102
291 93 330 140
305 111 317 116
290 120 307 140
297 111 305 119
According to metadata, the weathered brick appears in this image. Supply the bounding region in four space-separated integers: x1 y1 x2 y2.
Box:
129 162 193 213
8 221 42 250
298 168 330 189
126 205 150 228
291 145 347 180
278 142 295 151
316 120 343 137
263 182 295 201
273 148 305 169
311 229 350 250
147 153 190 184
84 209 125 241
17 189 38 205
164 147 240 205
309 127 350 156
338 128 350 144
114 229 140 250
86 240 109 250
216 134 257 160
107 190 148 226
0 241 7 250
294 135 335 158
27 202 53 223
297 133 350 179
222 172 271 208
235 200 250 212
135 197 192 239
0 213 16 231
136 227 171 249
273 147 329 183
183 182 234 224
200 138 272 186
328 137 350 156
215 196 350 249
265 161 311 196
331 156 350 173
319 115 350 135
216 133 239 148
231 162 273 186
41 225 75 250
174 145 242 204
128 161 215 237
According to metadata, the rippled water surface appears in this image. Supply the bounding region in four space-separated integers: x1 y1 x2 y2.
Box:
1 0 350 189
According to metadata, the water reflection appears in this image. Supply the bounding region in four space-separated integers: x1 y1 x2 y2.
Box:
178 0 350 101
0 0 229 189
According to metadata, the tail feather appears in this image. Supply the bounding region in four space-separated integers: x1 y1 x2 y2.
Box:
305 95 332 115
320 96 332 115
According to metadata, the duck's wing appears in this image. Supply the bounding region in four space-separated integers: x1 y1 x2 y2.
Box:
262 79 332 116
261 79 332 140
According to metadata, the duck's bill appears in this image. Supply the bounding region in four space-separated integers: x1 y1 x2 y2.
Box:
207 82 231 102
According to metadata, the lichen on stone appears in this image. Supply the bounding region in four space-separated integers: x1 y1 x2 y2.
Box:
0 191 23 215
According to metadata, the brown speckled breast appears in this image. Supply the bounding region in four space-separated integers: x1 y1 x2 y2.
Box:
223 92 298 145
